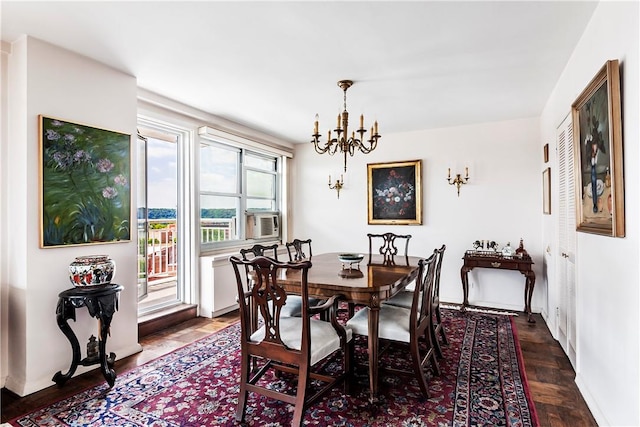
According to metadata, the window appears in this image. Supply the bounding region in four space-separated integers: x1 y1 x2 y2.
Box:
199 137 281 250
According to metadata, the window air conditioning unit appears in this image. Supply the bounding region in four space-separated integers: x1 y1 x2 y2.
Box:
246 212 279 239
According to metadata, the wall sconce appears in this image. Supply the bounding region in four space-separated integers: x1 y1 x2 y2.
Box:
447 167 469 196
329 174 344 199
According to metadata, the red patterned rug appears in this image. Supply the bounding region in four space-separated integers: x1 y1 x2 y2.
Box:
9 308 538 426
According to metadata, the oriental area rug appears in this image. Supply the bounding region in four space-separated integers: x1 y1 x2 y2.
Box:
9 309 539 426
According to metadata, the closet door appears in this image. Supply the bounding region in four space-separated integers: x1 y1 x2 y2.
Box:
557 113 577 367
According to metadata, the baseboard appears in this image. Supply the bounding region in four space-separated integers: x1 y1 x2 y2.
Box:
138 304 197 338
575 373 608 426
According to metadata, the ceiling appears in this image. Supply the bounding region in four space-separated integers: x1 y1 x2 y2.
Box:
1 1 598 145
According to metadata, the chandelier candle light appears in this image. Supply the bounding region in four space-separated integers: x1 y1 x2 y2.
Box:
447 167 470 196
311 80 381 172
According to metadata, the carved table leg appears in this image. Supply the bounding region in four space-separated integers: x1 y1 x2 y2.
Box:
52 299 81 386
460 267 471 310
524 271 536 323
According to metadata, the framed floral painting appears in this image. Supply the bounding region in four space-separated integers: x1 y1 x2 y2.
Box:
39 115 131 247
367 159 422 225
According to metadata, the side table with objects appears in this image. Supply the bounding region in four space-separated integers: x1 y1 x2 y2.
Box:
460 249 535 323
53 283 124 387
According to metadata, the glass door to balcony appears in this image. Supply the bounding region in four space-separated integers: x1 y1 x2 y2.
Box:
137 125 181 315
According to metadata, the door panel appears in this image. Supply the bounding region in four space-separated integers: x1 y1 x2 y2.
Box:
557 113 577 367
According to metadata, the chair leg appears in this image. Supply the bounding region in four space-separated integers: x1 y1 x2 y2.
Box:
431 322 444 359
409 339 430 398
435 308 448 344
291 366 309 427
235 353 250 423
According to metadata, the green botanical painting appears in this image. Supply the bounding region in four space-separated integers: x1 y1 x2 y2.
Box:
40 116 131 247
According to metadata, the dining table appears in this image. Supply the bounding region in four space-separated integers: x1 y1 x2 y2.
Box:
276 252 422 402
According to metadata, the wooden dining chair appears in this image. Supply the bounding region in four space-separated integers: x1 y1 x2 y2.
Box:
239 243 279 261
286 238 313 261
350 232 413 318
368 232 412 265
229 255 352 427
383 244 448 358
239 244 281 335
431 244 448 357
346 252 440 398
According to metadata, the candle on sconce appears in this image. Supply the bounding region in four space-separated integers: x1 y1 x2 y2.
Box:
314 114 319 134
327 130 332 142
374 121 378 135
337 114 341 130
329 175 332 185
465 167 469 178
360 114 364 129
448 168 451 179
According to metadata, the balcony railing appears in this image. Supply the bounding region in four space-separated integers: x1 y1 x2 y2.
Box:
138 218 235 282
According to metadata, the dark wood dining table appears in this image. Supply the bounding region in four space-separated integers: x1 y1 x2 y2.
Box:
276 252 422 402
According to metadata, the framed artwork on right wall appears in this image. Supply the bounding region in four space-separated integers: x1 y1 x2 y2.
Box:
571 59 624 237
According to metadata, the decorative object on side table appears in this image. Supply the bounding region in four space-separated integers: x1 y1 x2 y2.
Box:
501 242 514 257
69 255 116 286
515 238 528 257
472 240 498 251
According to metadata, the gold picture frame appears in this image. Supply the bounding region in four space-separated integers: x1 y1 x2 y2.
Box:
39 115 132 247
367 159 422 225
571 59 624 237
543 167 551 215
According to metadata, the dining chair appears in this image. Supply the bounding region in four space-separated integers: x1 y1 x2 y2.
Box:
349 232 413 318
239 243 279 261
368 232 412 266
345 252 440 398
239 244 281 335
286 238 327 318
229 255 352 427
431 244 448 357
286 238 313 261
383 244 448 358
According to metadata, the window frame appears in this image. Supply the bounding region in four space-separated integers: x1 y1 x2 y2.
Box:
199 133 285 252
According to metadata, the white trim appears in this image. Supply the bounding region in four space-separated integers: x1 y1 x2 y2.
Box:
198 126 293 158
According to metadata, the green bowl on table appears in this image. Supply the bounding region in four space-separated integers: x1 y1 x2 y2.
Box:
338 253 364 263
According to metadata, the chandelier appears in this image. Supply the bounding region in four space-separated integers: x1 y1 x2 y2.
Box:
311 80 381 172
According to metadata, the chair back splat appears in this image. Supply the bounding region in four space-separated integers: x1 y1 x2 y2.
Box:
239 243 279 261
286 238 312 262
229 255 351 427
368 232 411 265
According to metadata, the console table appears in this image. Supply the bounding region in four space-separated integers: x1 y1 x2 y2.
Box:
460 251 535 323
52 284 123 387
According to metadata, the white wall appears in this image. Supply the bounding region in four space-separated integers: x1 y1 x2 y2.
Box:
292 116 544 316
540 2 639 426
2 37 142 396
1 41 11 388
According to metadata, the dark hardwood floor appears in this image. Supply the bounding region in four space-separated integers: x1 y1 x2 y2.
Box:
1 310 596 426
